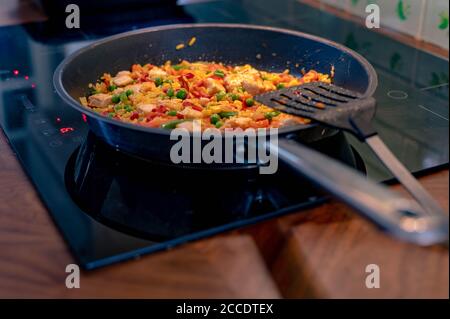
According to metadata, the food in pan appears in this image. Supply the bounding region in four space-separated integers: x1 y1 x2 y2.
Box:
80 61 331 130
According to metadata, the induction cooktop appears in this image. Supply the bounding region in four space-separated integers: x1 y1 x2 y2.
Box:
0 0 448 269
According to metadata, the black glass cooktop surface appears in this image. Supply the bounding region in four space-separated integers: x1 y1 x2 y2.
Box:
0 0 448 269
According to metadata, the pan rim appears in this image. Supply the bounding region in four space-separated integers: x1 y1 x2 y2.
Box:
53 23 378 137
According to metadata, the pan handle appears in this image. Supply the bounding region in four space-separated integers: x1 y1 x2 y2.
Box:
365 135 446 217
270 138 448 246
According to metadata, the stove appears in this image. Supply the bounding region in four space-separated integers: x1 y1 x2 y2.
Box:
0 0 448 269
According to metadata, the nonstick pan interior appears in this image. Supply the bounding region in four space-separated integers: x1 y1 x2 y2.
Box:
54 24 377 163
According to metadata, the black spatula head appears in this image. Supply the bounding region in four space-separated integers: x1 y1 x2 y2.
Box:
255 82 377 141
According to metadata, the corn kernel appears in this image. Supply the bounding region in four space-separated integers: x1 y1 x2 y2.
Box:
188 37 196 46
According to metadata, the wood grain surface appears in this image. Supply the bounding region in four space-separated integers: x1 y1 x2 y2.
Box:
0 0 448 299
0 126 448 298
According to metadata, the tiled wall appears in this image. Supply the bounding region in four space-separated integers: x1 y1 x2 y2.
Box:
318 0 449 49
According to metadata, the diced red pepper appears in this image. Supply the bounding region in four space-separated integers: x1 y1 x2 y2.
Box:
146 112 158 121
138 74 148 83
176 113 184 119
194 79 205 87
210 75 224 82
191 86 210 98
182 100 194 107
130 112 139 120
184 72 194 79
191 104 203 112
178 76 190 90
155 105 168 113
190 90 202 98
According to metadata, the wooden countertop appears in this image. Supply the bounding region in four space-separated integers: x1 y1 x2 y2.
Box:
0 127 448 298
0 0 448 299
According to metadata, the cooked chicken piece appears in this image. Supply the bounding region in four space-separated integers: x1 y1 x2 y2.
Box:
88 93 112 108
205 78 225 95
252 112 266 121
112 87 124 94
113 75 134 86
125 84 143 94
242 79 266 95
116 71 131 77
224 65 259 91
224 74 243 89
180 107 203 119
199 97 210 106
148 67 167 79
228 117 252 128
136 103 157 113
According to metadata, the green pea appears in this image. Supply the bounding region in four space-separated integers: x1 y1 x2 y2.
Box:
276 83 285 90
245 98 254 106
216 91 226 101
172 64 184 71
230 93 240 101
108 112 115 117
155 77 163 87
167 88 175 97
119 92 128 102
111 94 120 103
210 114 221 124
125 89 133 96
161 119 187 129
124 105 133 112
219 111 238 118
215 121 223 128
114 105 123 111
214 70 225 78
108 85 117 91
176 89 187 100
167 110 178 116
265 111 281 120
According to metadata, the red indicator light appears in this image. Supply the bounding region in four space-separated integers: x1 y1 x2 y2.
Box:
13 70 19 76
24 75 29 80
82 114 87 122
60 127 74 134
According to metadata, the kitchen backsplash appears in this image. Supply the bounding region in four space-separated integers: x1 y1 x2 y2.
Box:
318 0 449 49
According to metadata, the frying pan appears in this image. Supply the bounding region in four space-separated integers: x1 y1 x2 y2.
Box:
54 24 448 245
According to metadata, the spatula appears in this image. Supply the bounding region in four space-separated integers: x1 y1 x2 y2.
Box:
255 81 446 218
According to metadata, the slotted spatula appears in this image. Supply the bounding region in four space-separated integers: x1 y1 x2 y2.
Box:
255 81 446 218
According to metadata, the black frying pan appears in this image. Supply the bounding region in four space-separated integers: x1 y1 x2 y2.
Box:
54 24 447 245
54 24 377 165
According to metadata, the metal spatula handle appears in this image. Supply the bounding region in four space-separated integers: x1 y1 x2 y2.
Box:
272 138 449 245
255 82 447 224
366 135 446 216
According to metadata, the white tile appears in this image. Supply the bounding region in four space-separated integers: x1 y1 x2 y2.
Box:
421 0 449 49
377 0 426 38
344 0 426 38
348 0 379 17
